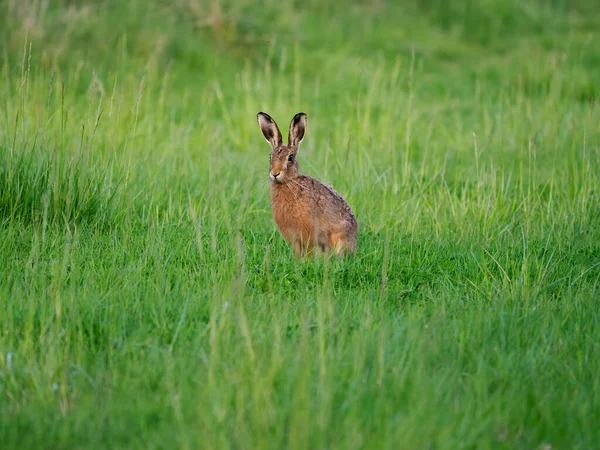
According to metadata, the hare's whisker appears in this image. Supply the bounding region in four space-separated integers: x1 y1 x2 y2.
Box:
288 179 303 199
248 179 270 197
285 182 299 201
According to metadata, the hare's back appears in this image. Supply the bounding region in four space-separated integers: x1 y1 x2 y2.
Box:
297 175 355 220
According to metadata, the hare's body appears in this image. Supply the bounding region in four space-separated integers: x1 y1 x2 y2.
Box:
271 174 357 256
257 111 358 257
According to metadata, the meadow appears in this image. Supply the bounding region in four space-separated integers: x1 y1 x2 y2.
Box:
1 0 599 448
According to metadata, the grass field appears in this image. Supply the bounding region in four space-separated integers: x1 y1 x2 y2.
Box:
1 0 600 448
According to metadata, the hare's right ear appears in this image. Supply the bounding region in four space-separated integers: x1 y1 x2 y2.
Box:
288 112 307 148
257 112 283 150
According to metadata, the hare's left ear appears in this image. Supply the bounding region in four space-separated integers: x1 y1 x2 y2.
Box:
288 113 307 148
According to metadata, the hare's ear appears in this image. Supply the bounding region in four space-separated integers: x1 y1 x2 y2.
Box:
288 113 307 148
257 112 283 150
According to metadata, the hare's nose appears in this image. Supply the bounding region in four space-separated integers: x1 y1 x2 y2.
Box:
272 172 280 179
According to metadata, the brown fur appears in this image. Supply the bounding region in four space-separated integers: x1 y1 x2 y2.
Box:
257 112 358 257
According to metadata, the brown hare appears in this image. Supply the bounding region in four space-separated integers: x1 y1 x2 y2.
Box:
257 112 358 257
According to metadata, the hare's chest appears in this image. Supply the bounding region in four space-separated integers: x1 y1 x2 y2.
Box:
270 184 313 238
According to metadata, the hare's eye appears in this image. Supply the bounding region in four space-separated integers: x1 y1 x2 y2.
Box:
269 155 272 162
288 154 294 162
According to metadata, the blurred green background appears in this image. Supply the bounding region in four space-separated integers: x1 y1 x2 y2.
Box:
1 1 599 449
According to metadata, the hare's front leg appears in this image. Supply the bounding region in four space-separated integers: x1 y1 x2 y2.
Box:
292 239 304 258
292 237 316 258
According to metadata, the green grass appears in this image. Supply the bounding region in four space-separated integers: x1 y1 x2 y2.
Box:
1 0 600 448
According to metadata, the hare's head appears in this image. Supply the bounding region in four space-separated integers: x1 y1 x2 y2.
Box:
257 112 306 183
